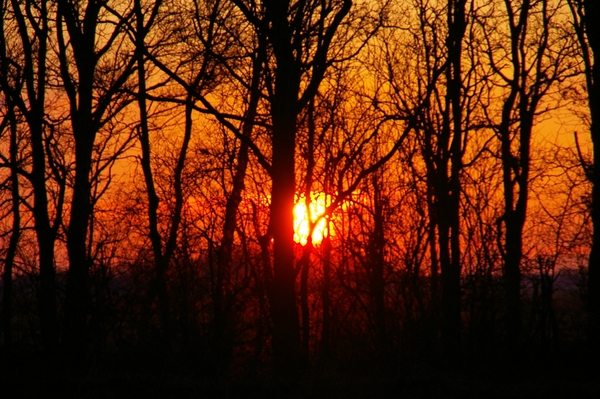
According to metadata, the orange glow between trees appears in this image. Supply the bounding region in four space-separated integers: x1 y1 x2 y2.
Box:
293 194 329 246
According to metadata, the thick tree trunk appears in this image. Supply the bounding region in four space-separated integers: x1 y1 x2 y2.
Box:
502 114 532 351
59 0 100 362
438 200 461 358
503 217 523 348
64 117 94 360
262 0 303 377
268 112 302 374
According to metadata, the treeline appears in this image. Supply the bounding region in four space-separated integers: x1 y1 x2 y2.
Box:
0 0 599 381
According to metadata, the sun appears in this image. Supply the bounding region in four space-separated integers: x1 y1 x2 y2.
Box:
293 194 329 246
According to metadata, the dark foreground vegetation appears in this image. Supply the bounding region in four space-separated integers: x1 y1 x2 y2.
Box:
2 0 600 397
1 266 598 398
2 348 599 398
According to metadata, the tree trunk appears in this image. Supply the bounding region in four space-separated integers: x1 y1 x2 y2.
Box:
64 115 94 361
299 241 311 360
370 174 388 358
583 0 600 353
1 103 20 352
320 235 332 359
212 46 262 370
58 0 105 363
262 0 303 377
268 105 302 375
441 0 467 361
134 0 174 350
1 0 59 354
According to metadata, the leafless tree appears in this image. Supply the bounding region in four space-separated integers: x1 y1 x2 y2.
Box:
567 0 600 351
56 0 137 361
480 0 575 353
0 0 62 353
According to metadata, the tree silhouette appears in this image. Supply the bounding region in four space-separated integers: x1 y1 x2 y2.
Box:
568 0 600 354
0 0 61 353
56 0 137 363
0 0 598 394
482 0 574 356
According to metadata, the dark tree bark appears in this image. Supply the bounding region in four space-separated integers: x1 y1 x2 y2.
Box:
212 16 264 371
417 0 467 360
0 2 19 352
57 0 136 363
485 0 566 354
319 234 332 358
569 0 600 351
372 0 469 362
265 0 303 369
369 173 388 357
0 0 60 353
496 0 535 353
134 0 180 349
440 0 467 360
298 98 317 360
0 96 20 353
412 0 467 361
57 0 101 360
584 0 600 354
230 0 352 376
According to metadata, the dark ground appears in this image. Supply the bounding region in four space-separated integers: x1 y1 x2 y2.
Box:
2 350 598 399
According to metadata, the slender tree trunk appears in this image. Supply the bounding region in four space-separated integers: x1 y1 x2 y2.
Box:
135 0 168 345
495 0 545 355
320 235 332 359
370 174 388 358
2 104 20 352
213 42 262 370
298 98 318 362
582 0 600 353
440 0 467 361
426 185 440 304
2 0 59 353
299 240 311 360
34 131 59 355
418 1 466 361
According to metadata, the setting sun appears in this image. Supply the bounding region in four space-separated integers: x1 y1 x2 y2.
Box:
293 194 329 245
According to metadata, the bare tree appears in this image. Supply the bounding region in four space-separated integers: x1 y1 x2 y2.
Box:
480 0 574 353
56 0 136 362
0 0 62 353
0 54 21 353
567 0 600 351
381 0 470 359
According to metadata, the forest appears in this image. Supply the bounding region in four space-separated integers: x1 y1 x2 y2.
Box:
1 0 599 397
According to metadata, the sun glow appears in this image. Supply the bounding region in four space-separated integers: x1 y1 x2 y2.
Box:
293 194 329 246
